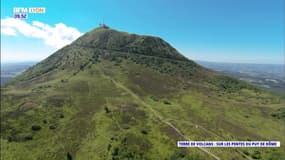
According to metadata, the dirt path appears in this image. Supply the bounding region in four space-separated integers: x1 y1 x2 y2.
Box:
170 119 253 160
98 67 221 160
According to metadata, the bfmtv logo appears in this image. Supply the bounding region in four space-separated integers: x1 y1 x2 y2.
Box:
13 7 46 19
13 8 28 19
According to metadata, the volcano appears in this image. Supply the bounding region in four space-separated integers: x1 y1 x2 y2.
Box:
1 26 284 160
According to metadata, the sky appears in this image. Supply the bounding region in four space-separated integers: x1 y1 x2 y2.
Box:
1 0 284 64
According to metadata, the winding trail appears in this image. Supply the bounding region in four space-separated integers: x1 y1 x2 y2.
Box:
170 119 253 160
98 66 221 160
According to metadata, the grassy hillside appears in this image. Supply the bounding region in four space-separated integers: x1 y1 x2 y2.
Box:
1 27 285 160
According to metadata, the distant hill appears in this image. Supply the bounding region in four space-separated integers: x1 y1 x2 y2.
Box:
1 62 35 84
197 61 285 94
1 27 284 160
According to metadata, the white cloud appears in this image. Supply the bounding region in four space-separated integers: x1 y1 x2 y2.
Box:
1 18 83 49
1 27 16 36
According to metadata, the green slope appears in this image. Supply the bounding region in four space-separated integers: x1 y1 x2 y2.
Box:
1 27 285 160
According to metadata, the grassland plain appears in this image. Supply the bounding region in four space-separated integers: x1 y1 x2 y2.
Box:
1 27 285 160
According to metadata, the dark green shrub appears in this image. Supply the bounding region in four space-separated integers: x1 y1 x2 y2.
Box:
67 152 73 160
80 64 85 70
243 150 250 156
163 100 171 105
141 129 148 135
43 119 47 124
112 147 119 156
107 144 112 151
31 125 42 131
49 125 57 130
58 112 64 118
104 106 111 113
